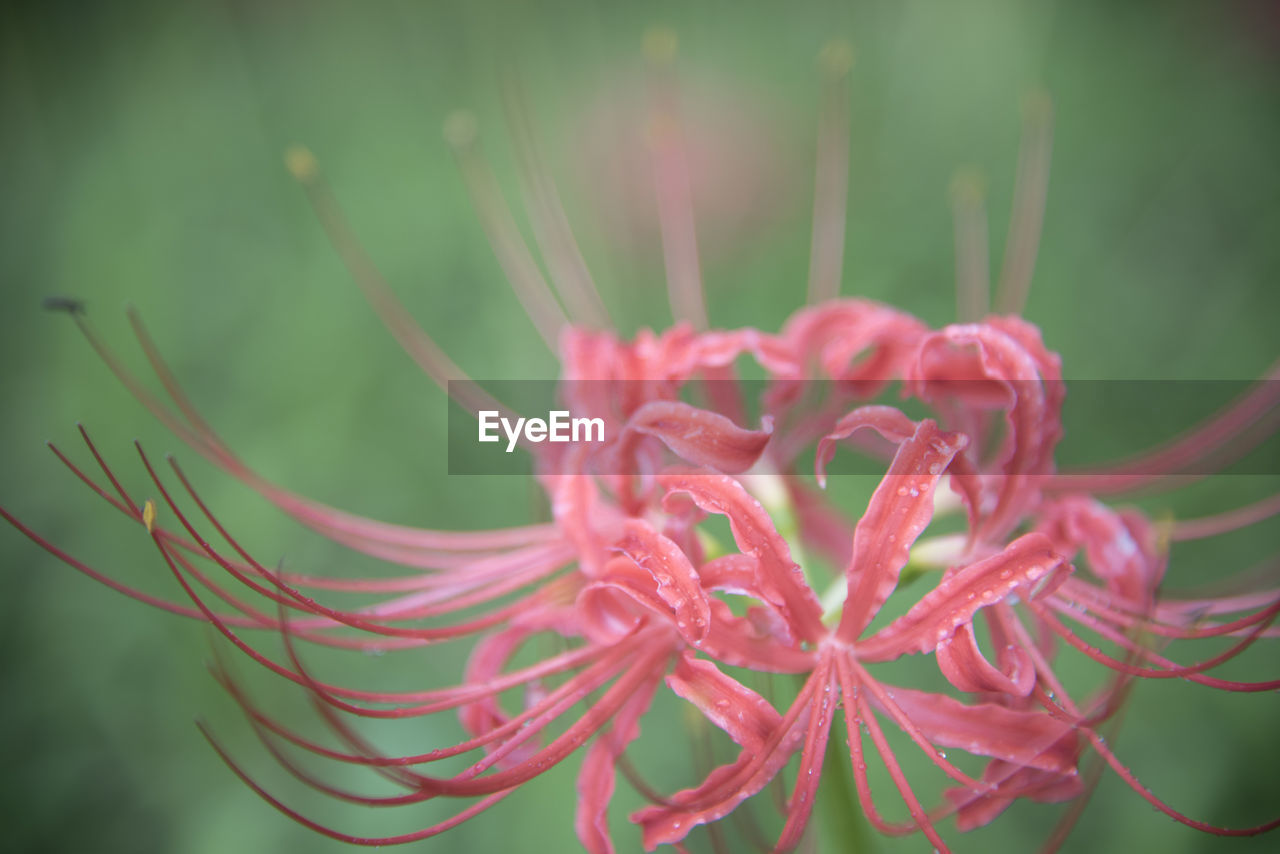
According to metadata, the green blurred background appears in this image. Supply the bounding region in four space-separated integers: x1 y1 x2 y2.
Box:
2 0 1277 851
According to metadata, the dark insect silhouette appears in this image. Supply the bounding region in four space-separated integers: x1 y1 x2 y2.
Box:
41 296 86 315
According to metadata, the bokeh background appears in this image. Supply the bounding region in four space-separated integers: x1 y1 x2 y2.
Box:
2 0 1278 852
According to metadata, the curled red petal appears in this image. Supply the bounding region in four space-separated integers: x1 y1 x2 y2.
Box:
615 518 711 645
779 298 927 392
814 404 918 488
621 400 773 474
859 532 1068 659
909 322 1061 540
691 328 799 376
633 669 816 849
946 759 1083 831
659 470 825 644
884 687 1078 774
665 653 783 751
1038 495 1164 605
936 620 1036 697
696 553 761 596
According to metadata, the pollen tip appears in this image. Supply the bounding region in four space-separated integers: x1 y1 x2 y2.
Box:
1153 509 1175 554
949 167 986 207
818 39 855 77
643 26 678 65
442 110 479 150
143 498 157 533
284 145 319 183
1021 88 1053 124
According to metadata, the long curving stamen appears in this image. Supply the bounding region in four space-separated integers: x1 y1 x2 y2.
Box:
441 113 567 351
835 659 920 837
1056 577 1280 641
846 657 987 791
374 646 670 797
246 716 437 807
53 431 503 597
852 680 950 851
950 168 990 322
1035 600 1280 691
198 720 520 846
69 422 143 514
775 657 836 851
78 307 545 555
994 89 1052 315
1052 356 1280 493
1172 490 1280 541
167 453 573 620
33 439 432 650
501 78 611 329
148 513 540 701
1079 726 1280 836
644 27 709 329
283 146 510 410
138 441 550 643
0 503 290 631
280 636 601 710
806 40 854 306
1038 714 1117 854
244 638 636 769
70 313 231 465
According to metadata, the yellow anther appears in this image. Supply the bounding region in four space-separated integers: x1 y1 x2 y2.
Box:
643 27 678 65
142 499 157 534
1021 87 1053 125
1153 510 1176 557
818 39 855 77
284 145 319 183
950 167 986 208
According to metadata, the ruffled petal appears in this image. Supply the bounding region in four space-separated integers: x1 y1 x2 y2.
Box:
779 299 928 393
936 619 1036 697
946 757 1083 831
884 687 1078 773
1037 494 1164 606
814 404 919 488
659 471 826 644
859 532 1069 659
665 653 782 751
908 322 1062 540
633 671 814 849
617 400 773 474
577 519 710 646
832 416 969 642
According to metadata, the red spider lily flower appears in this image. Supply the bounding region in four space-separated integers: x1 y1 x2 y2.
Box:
5 33 1280 854
632 409 1082 852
